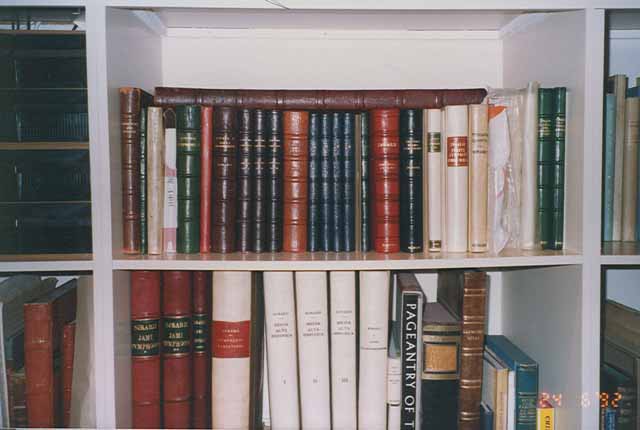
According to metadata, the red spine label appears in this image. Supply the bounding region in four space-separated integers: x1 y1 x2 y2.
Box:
211 320 251 358
447 136 469 167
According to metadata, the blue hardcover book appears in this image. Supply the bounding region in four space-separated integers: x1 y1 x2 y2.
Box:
627 86 640 98
485 335 539 430
603 406 617 430
604 93 617 241
480 402 494 430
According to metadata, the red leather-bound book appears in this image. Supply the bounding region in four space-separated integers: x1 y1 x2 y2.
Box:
24 279 77 428
200 106 213 253
162 271 192 429
370 109 401 253
283 111 309 252
130 271 161 429
62 321 76 427
192 271 212 428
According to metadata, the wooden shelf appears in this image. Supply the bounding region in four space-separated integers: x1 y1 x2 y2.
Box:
0 253 92 272
0 141 89 150
601 242 640 266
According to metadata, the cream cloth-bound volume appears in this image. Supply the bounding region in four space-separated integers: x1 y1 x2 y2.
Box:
440 108 448 252
521 82 540 249
211 271 252 429
445 105 469 253
425 109 442 252
468 104 489 252
146 107 165 255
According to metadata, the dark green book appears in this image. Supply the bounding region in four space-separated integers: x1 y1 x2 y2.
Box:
176 105 201 253
360 112 370 252
140 107 148 254
551 87 566 250
537 88 555 249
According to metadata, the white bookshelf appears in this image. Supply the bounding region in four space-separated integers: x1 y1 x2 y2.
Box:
4 1 640 429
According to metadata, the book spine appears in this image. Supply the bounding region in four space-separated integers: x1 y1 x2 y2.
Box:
328 271 357 429
267 110 283 252
263 272 300 429
162 271 192 429
8 368 27 428
62 322 76 427
200 106 213 253
551 88 567 249
120 88 143 254
371 109 401 253
212 107 237 253
163 108 178 254
344 112 356 252
358 271 390 430
515 363 539 430
441 108 448 251
211 271 252 429
426 108 443 252
146 107 165 255
604 407 617 430
399 109 424 253
445 105 469 253
308 112 321 251
332 112 346 251
400 290 423 428
359 112 371 252
458 272 488 430
253 109 267 252
24 303 55 427
192 271 211 429
249 272 265 430
283 111 309 252
603 94 616 242
522 81 541 249
237 109 254 253
611 75 628 241
319 112 334 251
130 271 162 429
176 105 201 253
622 96 639 241
387 325 402 430
537 89 555 249
536 404 554 430
295 272 331 429
468 104 489 253
481 404 494 430
140 107 148 254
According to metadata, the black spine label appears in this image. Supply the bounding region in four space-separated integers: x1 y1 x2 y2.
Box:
401 293 419 428
131 318 160 356
192 313 209 353
162 316 191 354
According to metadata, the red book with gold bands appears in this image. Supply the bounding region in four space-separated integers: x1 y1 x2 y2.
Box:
370 109 401 253
200 106 213 253
62 322 76 427
130 271 161 429
192 271 212 428
162 271 192 429
283 111 309 252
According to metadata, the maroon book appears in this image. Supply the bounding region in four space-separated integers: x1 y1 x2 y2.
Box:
192 271 212 428
62 322 76 427
200 106 213 253
283 111 309 252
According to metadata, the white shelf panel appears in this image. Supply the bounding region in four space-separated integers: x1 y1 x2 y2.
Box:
601 242 640 266
113 249 582 271
0 254 93 272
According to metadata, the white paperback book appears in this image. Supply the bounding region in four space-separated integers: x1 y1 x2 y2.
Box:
163 111 178 254
521 81 540 249
329 271 357 430
440 108 448 252
358 271 390 430
295 272 331 429
211 271 252 429
387 276 402 430
263 272 300 430
444 105 469 253
425 109 443 253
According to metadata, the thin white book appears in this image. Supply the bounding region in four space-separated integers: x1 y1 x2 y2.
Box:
425 108 443 253
263 272 300 430
444 105 469 252
163 109 178 254
440 108 448 252
211 271 252 429
295 272 331 429
521 81 540 249
387 276 402 430
358 271 390 430
329 271 357 430
261 338 271 429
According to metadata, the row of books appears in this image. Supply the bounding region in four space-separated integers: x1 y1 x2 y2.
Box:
604 75 640 242
130 269 549 430
119 84 567 256
603 299 640 430
0 275 93 428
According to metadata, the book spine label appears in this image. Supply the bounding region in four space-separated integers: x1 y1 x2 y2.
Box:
146 107 165 255
445 105 469 253
622 97 639 241
426 109 442 252
522 81 540 249
332 112 346 251
266 110 283 252
329 272 357 429
130 271 162 428
163 111 178 254
358 271 390 430
371 109 401 253
176 105 201 253
468 104 489 253
308 112 321 251
319 112 334 251
162 271 192 429
62 322 76 427
213 107 237 253
211 271 252 429
283 111 309 252
603 95 616 241
263 272 300 429
400 109 424 253
537 89 554 249
200 106 213 253
611 75 628 241
140 107 148 254
192 271 211 429
551 88 567 249
237 109 254 252
253 110 267 252
344 112 356 252
400 291 422 428
295 272 331 429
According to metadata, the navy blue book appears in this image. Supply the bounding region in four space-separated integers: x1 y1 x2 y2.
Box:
319 112 334 251
485 335 539 430
480 402 494 430
307 112 321 251
343 112 356 252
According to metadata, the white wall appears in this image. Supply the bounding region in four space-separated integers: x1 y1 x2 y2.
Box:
606 269 640 311
608 32 640 83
